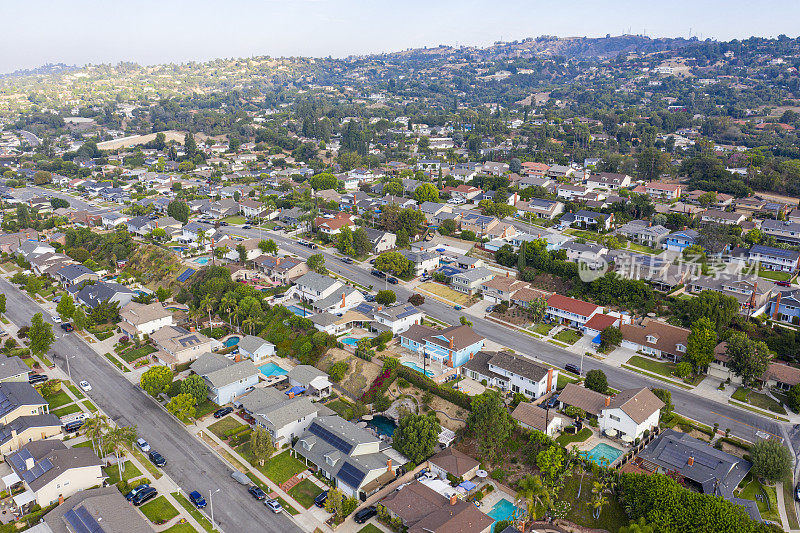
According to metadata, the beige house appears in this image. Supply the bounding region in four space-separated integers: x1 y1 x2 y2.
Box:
428 447 480 481
4 440 104 511
0 382 50 426
151 326 214 367
512 402 563 436
0 414 63 455
119 301 174 337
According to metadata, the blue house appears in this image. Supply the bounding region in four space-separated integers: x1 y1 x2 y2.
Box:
663 229 700 252
399 324 485 369
767 290 800 325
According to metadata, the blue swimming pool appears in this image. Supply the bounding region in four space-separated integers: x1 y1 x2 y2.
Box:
582 443 624 466
488 498 519 531
259 362 289 377
341 337 359 346
223 336 240 347
195 257 210 265
365 415 396 436
402 361 434 377
286 305 313 317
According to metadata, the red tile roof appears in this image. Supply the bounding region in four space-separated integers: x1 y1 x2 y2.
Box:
546 294 601 317
583 313 619 332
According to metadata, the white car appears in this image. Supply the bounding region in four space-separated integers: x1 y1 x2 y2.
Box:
136 438 151 452
51 315 61 323
79 380 92 392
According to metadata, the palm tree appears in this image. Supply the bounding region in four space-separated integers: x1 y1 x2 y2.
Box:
220 294 236 328
516 474 550 521
107 426 138 482
242 316 255 335
187 304 202 329
83 415 110 456
589 481 609 519
200 295 216 329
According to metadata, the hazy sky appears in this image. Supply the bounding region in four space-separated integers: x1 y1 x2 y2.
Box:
3 0 800 73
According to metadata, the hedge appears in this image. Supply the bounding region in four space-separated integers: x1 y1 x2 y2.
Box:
396 366 472 410
224 425 251 438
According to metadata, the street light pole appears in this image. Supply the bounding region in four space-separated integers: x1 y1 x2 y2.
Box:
209 488 220 531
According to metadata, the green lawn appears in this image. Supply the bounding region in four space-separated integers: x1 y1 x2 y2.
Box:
731 387 787 415
556 428 592 446
238 448 307 485
530 322 556 335
67 384 85 399
208 417 246 439
289 478 323 508
326 399 354 421
119 345 157 363
739 479 780 523
553 329 582 345
172 492 217 533
52 404 83 417
563 228 605 242
194 399 220 420
128 445 163 480
758 268 791 282
103 352 129 372
162 524 196 533
626 355 679 379
627 242 664 255
557 373 579 390
139 495 179 524
103 460 143 485
222 215 247 225
83 400 98 413
45 390 73 409
358 526 383 533
559 474 628 532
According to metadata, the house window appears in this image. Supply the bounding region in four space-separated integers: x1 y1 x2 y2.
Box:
609 414 620 422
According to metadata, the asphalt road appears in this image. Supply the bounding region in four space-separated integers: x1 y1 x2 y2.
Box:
222 226 789 445
0 276 299 533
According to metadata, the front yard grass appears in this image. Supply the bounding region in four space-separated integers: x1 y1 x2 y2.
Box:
288 478 323 508
239 448 307 485
194 399 220 420
530 322 556 335
46 391 74 409
739 478 780 523
731 387 787 415
418 282 472 305
119 345 157 363
163 524 195 533
358 525 383 533
172 492 217 532
758 267 791 282
139 495 179 524
557 373 579 390
66 384 85 399
52 404 82 417
128 445 163 480
553 329 582 345
222 215 247 225
208 417 245 440
103 460 142 485
556 428 592 447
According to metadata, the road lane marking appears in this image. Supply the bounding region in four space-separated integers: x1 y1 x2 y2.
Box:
710 410 781 439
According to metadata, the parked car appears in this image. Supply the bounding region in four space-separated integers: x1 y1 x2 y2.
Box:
387 277 399 285
189 490 207 508
354 506 378 524
485 305 495 313
149 451 167 467
63 420 85 433
795 483 800 502
51 315 61 323
60 323 74 332
777 280 792 287
231 471 250 485
79 380 92 392
272 225 282 231
28 374 48 384
248 486 267 500
243 225 252 229
545 393 560 409
365 294 376 302
219 221 229 226
314 490 328 508
214 406 234 418
368 258 376 264
565 363 581 375
341 257 353 264
132 487 158 506
136 438 151 452
453 305 462 310
371 269 385 278
125 483 150 501
265 499 283 513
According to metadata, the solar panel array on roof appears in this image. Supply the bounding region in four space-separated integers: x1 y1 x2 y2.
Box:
354 302 375 315
337 461 366 489
397 306 419 319
308 422 354 454
177 268 196 282
178 335 199 347
8 449 32 473
0 389 13 415
22 458 52 483
64 506 106 533
659 447 688 469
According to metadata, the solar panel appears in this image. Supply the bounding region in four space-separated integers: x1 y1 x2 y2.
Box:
337 461 366 489
176 268 196 283
308 422 353 454
64 506 106 533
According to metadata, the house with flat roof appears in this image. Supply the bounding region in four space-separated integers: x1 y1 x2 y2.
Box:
190 352 260 405
293 415 399 498
400 324 485 368
119 301 173 337
239 387 333 447
4 440 104 512
462 351 557 400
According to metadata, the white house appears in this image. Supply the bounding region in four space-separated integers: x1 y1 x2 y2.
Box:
287 365 332 399
236 335 276 363
239 387 331 447
462 351 558 400
599 388 664 441
512 402 563 437
372 304 423 334
119 302 174 337
293 272 365 313
190 352 260 405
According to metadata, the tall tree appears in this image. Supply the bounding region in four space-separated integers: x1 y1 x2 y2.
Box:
516 474 551 520
258 239 278 255
180 374 208 405
56 294 75 320
28 312 55 356
414 183 440 203
140 365 173 397
392 413 440 464
726 332 773 388
307 253 326 274
750 439 792 483
352 228 371 256
167 200 190 223
685 317 717 370
467 391 513 463
249 426 275 466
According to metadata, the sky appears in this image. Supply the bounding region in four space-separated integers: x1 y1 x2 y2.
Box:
3 0 800 74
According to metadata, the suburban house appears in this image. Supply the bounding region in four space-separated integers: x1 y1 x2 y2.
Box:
748 244 800 272
511 402 563 436
220 238 263 262
363 228 397 255
4 440 104 511
286 365 332 399
686 276 774 313
314 213 355 237
40 486 153 533
150 326 214 367
292 272 365 313
663 229 700 252
460 214 499 237
190 352 260 405
633 181 682 200
700 209 746 226
119 301 173 337
462 351 558 399
54 264 98 289
515 198 564 219
559 384 663 441
556 184 588 201
0 414 63 455
254 255 309 284
0 382 50 425
400 324 485 368
560 210 613 231
710 342 800 391
239 387 333 447
293 415 400 498
400 250 440 276
450 267 494 295
428 448 480 481
380 481 493 533
372 304 424 334
616 220 670 248
309 310 372 335
560 242 608 270
235 335 276 363
767 289 800 324
545 294 602 327
586 172 631 190
73 282 136 310
480 277 532 304
762 219 800 245
0 358 31 383
443 185 482 202
620 319 690 361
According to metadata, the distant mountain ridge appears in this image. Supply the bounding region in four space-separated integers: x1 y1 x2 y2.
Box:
0 63 77 79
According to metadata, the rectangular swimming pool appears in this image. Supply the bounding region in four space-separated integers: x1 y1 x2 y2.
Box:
286 304 313 317
402 361 434 377
582 442 623 466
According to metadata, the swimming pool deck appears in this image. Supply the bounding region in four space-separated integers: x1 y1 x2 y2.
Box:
576 432 626 467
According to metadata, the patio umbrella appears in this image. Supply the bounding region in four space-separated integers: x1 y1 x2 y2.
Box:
459 480 477 491
475 469 488 478
605 428 618 437
621 434 634 443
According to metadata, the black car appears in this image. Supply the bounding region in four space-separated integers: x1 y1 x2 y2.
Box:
545 393 560 409
214 406 234 419
243 224 252 229
149 451 167 467
354 506 377 524
63 420 85 433
371 270 385 278
60 323 74 332
248 485 267 500
220 221 229 226
272 225 283 231
125 483 151 501
189 490 207 508
29 374 48 384
364 294 376 302
795 483 800 502
132 487 158 506
341 257 353 264
387 277 399 285
565 363 581 375
314 490 328 508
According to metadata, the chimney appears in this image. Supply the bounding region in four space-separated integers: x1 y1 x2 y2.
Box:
189 326 195 332
59 495 64 505
235 351 241 363
25 457 35 470
749 281 758 309
449 336 454 349
773 292 783 320
341 292 346 308
546 368 553 392
687 456 694 467
604 396 611 407
450 494 458 506
386 459 392 472
448 351 453 368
